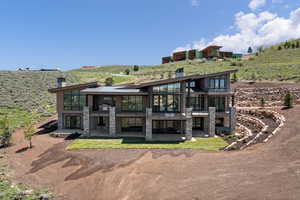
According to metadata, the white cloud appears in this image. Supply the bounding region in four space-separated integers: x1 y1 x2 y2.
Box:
249 0 266 10
174 7 300 53
191 0 199 7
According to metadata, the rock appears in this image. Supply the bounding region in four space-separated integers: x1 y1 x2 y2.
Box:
39 193 51 200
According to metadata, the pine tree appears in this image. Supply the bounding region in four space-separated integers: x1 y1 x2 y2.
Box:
125 69 130 75
284 91 294 108
133 65 139 72
0 116 11 147
247 47 253 54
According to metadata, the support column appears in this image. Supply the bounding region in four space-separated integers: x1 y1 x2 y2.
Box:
229 107 236 133
146 108 152 141
208 107 216 137
109 106 116 137
58 113 63 130
185 108 193 140
83 106 90 136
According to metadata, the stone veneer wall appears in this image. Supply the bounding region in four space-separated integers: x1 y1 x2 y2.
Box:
109 107 116 137
83 106 90 136
145 108 152 141
208 107 216 137
185 108 193 140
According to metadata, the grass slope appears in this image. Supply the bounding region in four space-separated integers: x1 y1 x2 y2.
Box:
71 39 300 84
0 71 78 129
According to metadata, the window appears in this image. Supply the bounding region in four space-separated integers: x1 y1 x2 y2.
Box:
193 118 204 130
208 77 227 89
188 95 205 111
121 118 143 132
64 90 85 111
65 116 81 129
121 96 143 112
153 94 180 112
216 118 224 127
152 120 182 134
97 116 108 127
208 96 226 112
153 83 181 93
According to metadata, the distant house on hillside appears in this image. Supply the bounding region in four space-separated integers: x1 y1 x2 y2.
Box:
162 45 243 64
49 69 237 141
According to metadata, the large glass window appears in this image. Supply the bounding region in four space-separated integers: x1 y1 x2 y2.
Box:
153 83 181 93
121 118 143 132
208 96 226 112
193 118 204 130
64 116 81 129
121 96 143 112
152 120 182 134
208 76 227 89
188 95 205 111
153 95 180 112
64 90 85 111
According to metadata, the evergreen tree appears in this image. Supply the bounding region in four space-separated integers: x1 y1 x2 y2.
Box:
125 69 130 75
278 46 282 50
133 65 139 72
0 116 11 148
284 91 294 108
247 47 253 54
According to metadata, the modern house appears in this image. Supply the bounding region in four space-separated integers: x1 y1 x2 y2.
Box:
49 69 237 141
162 45 243 64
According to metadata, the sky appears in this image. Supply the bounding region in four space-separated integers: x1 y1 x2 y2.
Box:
0 0 299 71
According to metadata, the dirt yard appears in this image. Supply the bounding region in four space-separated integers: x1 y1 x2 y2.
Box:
1 105 299 200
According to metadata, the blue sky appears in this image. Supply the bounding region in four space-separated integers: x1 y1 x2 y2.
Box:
0 0 299 71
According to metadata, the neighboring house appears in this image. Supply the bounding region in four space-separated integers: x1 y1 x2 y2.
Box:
162 45 243 64
49 70 237 141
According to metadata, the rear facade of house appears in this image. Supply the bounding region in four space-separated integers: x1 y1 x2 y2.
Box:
49 70 237 141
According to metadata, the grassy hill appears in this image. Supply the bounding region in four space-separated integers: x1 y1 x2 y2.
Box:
0 71 78 129
71 39 300 84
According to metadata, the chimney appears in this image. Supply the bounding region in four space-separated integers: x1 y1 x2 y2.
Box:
57 77 66 88
175 68 184 78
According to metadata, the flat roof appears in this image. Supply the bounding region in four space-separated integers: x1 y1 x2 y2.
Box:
81 86 147 95
48 82 99 93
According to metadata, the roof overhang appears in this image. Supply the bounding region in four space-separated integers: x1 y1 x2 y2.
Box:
48 82 99 93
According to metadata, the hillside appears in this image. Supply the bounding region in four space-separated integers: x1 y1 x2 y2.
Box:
0 71 78 129
71 39 300 84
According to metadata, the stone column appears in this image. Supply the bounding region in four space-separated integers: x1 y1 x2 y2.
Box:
58 113 63 130
83 106 90 136
185 108 193 140
145 108 152 141
229 107 236 133
109 106 116 137
208 107 216 137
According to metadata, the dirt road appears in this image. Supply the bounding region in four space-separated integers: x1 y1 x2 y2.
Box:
4 106 300 200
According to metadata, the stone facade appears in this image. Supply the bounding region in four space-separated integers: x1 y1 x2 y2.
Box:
145 108 152 141
83 106 90 136
185 108 193 140
208 107 216 137
229 107 236 133
109 106 116 137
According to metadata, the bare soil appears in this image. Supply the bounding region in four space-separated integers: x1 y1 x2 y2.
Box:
2 106 300 200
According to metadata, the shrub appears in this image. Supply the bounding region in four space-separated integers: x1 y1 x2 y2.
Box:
24 121 36 148
278 46 282 50
296 41 300 48
133 65 139 72
105 77 114 86
284 91 294 108
0 116 11 148
260 97 266 108
230 62 237 66
232 73 238 83
125 69 130 75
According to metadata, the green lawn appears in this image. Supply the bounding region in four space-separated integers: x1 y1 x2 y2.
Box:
66 137 228 151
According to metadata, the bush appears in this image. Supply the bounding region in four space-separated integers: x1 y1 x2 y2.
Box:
232 73 238 83
230 62 237 66
278 46 282 50
0 116 11 147
105 77 114 86
133 65 139 72
284 91 294 108
260 97 266 108
125 69 130 75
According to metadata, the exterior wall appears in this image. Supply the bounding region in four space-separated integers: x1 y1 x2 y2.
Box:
53 72 236 140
